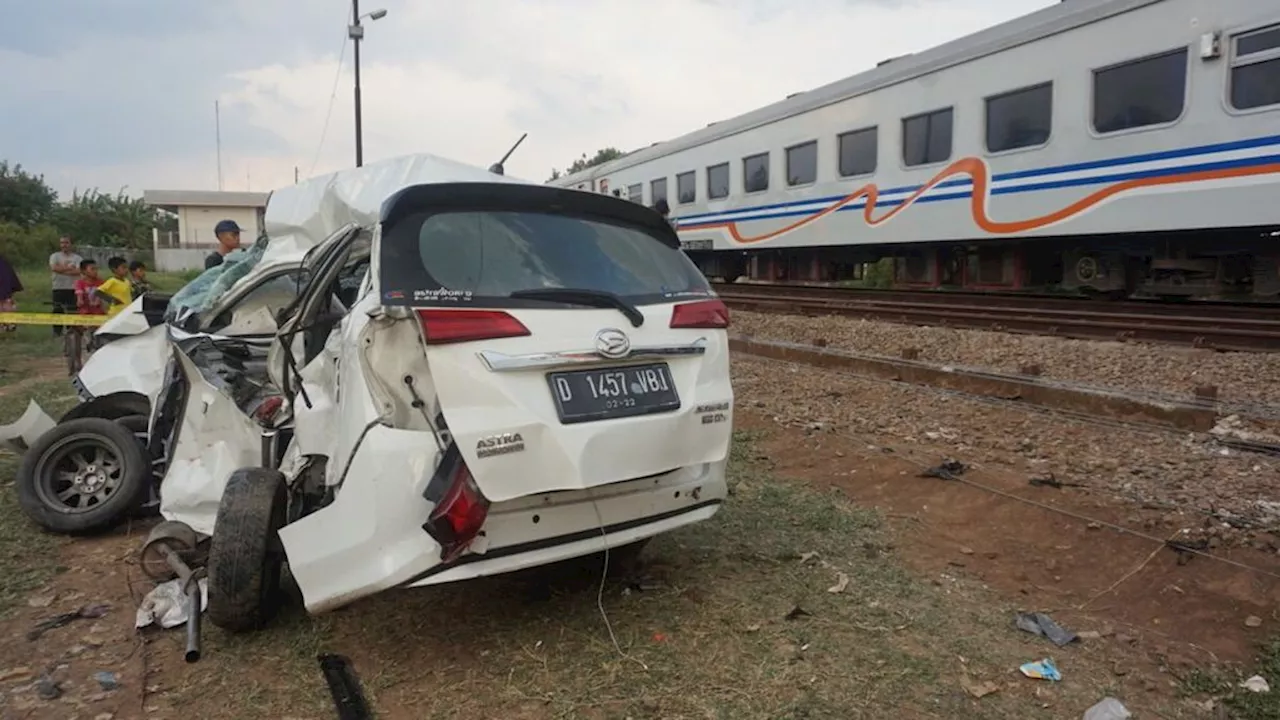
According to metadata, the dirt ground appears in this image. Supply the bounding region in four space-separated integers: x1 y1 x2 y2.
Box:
734 411 1280 663
2 351 1279 718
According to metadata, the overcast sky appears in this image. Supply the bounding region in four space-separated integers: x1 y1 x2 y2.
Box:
0 0 1055 197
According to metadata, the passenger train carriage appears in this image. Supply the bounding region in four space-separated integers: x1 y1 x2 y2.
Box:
548 0 1280 300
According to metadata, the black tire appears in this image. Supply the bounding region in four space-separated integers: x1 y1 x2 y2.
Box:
16 417 152 534
115 414 149 437
206 467 288 633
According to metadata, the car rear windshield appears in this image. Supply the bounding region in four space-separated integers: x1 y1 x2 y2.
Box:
379 210 712 307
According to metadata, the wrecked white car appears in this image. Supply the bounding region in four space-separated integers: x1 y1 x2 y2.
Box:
10 154 734 632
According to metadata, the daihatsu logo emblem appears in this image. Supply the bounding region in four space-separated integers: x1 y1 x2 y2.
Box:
594 328 631 359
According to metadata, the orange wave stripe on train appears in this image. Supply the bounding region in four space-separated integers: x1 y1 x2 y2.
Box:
681 158 1280 245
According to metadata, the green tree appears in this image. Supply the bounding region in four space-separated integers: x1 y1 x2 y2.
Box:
0 161 59 227
53 188 157 250
547 147 625 182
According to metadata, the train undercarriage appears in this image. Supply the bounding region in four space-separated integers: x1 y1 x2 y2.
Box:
687 226 1280 301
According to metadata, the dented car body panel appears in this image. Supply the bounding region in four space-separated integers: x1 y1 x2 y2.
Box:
20 153 733 616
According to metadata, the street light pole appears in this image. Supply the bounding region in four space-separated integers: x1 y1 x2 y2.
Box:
348 2 387 168
351 0 363 167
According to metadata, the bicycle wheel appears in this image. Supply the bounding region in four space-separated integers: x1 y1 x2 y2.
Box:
65 328 83 376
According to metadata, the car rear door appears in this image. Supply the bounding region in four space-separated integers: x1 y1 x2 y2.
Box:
377 183 734 503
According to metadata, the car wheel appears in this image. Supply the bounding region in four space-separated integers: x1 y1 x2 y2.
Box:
16 417 152 534
206 467 288 633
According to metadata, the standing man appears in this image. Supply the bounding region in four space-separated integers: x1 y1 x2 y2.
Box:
48 236 83 336
205 219 243 270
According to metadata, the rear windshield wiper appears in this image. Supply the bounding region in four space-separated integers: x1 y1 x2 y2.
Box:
509 288 644 327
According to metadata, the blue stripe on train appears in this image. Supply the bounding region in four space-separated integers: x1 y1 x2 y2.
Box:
677 151 1280 228
674 134 1280 225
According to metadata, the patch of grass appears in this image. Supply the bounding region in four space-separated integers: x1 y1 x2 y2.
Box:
0 377 81 421
147 430 1192 719
0 326 84 616
1178 637 1280 719
0 378 82 617
0 454 65 617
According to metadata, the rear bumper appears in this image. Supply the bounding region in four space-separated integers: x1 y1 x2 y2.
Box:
279 425 727 613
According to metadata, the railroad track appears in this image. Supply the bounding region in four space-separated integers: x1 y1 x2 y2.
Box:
713 283 1280 353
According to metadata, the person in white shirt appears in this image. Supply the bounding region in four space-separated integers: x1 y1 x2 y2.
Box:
48 236 83 337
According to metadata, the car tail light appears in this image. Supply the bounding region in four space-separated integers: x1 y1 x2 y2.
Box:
253 395 284 424
670 299 730 329
416 309 530 344
424 461 490 562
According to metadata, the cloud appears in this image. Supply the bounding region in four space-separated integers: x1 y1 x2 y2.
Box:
0 0 1054 196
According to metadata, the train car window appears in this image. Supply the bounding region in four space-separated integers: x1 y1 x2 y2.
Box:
651 178 668 206
837 126 877 177
627 183 643 204
1092 48 1187 133
676 171 696 204
786 141 818 186
902 108 953 167
1230 24 1280 110
985 82 1052 152
707 163 730 199
743 153 770 193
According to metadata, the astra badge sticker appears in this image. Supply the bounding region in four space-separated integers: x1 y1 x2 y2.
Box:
476 432 525 458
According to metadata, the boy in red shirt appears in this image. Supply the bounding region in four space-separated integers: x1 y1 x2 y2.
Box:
74 259 106 316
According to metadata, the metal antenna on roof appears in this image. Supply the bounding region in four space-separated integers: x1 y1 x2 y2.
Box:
488 132 528 176
215 100 224 191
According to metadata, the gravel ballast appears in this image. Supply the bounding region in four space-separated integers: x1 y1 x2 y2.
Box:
731 354 1280 548
731 310 1280 409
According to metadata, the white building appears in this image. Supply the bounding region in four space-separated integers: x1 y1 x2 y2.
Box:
143 190 269 271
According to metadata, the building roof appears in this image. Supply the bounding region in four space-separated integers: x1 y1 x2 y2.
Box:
142 189 270 209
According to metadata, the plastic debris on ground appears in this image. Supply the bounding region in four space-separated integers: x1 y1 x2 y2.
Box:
0 399 56 454
1019 658 1062 681
135 578 209 630
318 653 373 720
26 603 111 641
94 671 120 691
920 458 967 481
1015 611 1079 647
1029 473 1084 489
1082 697 1131 719
1240 674 1271 693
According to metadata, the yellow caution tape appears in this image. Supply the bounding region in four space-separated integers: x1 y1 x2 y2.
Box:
0 312 109 327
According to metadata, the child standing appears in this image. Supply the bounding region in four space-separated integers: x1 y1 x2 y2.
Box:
74 259 106 317
95 256 133 318
128 260 152 299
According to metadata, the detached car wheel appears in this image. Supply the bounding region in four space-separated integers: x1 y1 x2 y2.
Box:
16 417 152 534
207 467 288 633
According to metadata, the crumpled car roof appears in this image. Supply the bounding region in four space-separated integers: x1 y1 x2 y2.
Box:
169 152 534 319
259 153 533 266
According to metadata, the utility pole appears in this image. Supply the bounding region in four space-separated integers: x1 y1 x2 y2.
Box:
352 0 363 167
215 100 224 190
348 3 386 168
